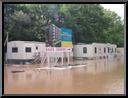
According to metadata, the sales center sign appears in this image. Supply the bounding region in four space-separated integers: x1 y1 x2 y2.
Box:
46 47 72 52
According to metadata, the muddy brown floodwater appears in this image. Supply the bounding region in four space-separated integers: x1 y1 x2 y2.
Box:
4 58 125 94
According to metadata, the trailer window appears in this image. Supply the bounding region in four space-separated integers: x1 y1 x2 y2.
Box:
26 47 31 53
99 48 101 53
104 48 106 53
36 47 38 50
112 48 113 53
95 47 97 53
108 47 109 53
115 48 116 52
12 47 18 53
83 47 87 53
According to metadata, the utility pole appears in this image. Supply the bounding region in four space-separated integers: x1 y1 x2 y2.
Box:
4 32 8 47
4 32 8 63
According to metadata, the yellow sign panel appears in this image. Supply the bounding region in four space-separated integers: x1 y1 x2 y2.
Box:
61 41 72 47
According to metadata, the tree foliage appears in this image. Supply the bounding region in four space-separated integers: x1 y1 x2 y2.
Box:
4 4 124 47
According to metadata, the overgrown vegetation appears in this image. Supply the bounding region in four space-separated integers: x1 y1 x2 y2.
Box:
4 4 124 47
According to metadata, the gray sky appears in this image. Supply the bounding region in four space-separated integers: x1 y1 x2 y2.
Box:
101 4 124 20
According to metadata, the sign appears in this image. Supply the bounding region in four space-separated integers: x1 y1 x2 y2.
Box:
61 42 72 47
45 24 73 48
61 28 72 41
61 28 73 47
46 47 72 52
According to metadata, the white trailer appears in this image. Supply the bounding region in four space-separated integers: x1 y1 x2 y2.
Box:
107 43 117 59
73 43 117 59
117 47 124 59
73 43 94 59
6 41 46 64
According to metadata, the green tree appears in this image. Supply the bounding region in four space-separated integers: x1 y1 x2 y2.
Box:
4 4 124 47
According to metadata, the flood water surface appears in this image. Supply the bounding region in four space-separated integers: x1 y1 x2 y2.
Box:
4 58 124 94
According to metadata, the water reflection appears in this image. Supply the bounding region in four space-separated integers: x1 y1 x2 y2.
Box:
73 58 123 74
4 58 124 94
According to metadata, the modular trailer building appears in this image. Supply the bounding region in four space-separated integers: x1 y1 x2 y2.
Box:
6 41 46 64
73 43 117 59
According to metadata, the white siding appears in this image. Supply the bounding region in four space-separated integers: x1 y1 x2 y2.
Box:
107 44 117 58
92 43 107 58
83 45 94 58
117 47 124 58
73 43 117 59
73 45 83 58
73 44 93 58
7 41 24 60
7 41 46 60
